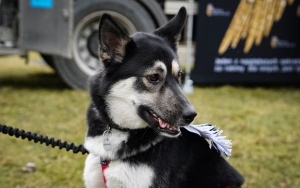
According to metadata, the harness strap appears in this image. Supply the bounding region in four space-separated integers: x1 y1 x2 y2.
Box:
100 158 110 187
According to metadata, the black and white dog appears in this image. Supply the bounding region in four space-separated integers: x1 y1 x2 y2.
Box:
83 7 244 188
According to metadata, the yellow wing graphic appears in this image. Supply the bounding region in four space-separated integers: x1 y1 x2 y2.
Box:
218 0 294 55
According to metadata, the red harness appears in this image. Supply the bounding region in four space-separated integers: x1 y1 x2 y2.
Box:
100 158 110 187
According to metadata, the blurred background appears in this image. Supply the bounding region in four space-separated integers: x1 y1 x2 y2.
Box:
0 0 299 187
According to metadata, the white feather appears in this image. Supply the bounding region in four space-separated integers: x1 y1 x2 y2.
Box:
184 124 232 158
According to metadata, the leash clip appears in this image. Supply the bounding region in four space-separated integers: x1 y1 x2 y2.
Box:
100 157 109 165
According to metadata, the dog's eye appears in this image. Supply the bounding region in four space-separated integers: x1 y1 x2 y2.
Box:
147 74 160 83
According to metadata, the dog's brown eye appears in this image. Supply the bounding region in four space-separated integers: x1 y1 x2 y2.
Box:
147 74 160 83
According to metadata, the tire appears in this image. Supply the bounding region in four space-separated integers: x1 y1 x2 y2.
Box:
53 0 156 89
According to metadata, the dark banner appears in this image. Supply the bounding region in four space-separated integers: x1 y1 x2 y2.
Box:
191 0 300 84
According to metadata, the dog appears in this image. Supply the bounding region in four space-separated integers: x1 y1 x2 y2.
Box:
83 7 244 188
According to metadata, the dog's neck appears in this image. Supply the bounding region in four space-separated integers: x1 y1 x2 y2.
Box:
85 103 164 160
85 127 164 161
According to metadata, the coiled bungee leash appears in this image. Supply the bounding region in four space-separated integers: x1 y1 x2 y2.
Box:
0 123 232 157
0 123 89 155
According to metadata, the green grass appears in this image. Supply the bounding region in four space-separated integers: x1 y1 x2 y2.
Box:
0 54 300 187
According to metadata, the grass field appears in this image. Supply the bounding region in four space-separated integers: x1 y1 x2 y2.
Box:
0 54 300 188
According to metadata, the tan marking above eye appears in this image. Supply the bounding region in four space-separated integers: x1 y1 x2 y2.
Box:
145 61 167 76
172 60 180 77
154 61 167 74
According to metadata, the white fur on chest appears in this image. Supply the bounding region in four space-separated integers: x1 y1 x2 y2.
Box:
105 161 154 188
84 154 105 188
84 129 158 188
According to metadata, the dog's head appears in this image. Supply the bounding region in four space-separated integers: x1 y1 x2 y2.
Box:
90 7 196 138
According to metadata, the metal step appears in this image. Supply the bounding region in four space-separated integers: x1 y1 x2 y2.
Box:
0 47 26 55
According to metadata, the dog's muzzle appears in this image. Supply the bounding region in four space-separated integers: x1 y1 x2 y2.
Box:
138 106 197 137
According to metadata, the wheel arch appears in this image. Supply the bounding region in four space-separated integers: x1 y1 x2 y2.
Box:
136 0 168 27
73 0 168 27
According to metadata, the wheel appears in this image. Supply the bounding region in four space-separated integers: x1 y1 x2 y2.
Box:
53 0 156 89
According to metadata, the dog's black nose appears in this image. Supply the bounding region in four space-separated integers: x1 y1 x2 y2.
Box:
183 109 197 124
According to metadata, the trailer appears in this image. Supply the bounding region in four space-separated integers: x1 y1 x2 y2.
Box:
0 0 197 89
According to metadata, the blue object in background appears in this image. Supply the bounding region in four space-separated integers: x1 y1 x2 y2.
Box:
30 0 53 9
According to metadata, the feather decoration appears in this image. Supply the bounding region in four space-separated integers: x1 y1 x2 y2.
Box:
184 124 232 158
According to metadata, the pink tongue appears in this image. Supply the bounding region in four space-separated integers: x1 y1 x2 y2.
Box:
158 118 167 128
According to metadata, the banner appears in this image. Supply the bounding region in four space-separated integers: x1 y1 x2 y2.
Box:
191 0 300 84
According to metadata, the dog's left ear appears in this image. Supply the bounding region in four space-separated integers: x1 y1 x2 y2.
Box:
154 7 187 46
98 14 131 63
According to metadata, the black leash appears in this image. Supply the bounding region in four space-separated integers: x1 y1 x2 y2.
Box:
0 123 89 155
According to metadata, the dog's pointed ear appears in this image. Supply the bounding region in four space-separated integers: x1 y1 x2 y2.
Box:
98 14 131 63
154 7 187 45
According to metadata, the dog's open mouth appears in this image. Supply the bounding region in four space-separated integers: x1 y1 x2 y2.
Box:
140 108 181 137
